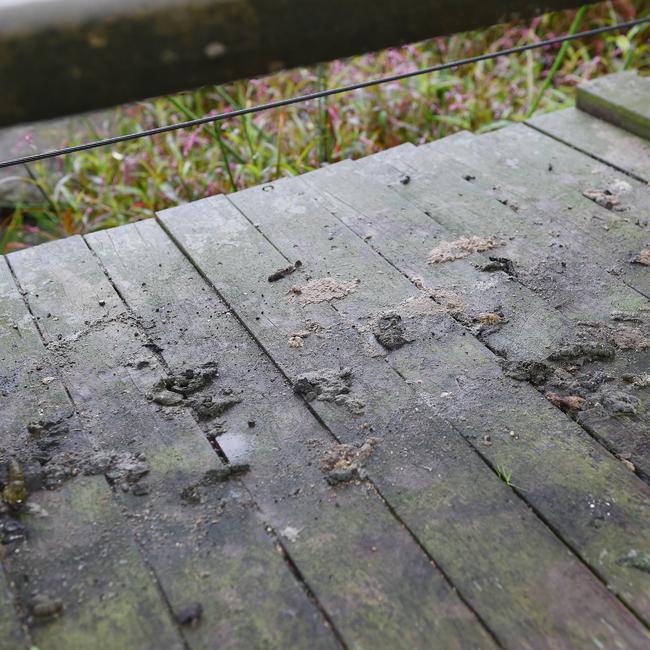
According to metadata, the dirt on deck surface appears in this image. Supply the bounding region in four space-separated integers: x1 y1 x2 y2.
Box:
288 277 360 304
427 235 501 264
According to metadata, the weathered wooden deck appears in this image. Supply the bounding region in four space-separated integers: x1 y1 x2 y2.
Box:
1 71 649 649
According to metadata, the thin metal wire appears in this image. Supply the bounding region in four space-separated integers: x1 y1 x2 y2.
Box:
1 15 648 170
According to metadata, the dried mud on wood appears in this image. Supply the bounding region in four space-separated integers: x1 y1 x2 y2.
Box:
180 465 250 505
1 450 151 506
0 356 245 569
28 593 64 620
293 368 364 414
373 312 412 350
288 277 359 304
427 235 501 264
582 180 632 212
631 249 650 266
148 361 243 421
320 438 379 485
175 602 203 626
151 362 218 397
481 256 518 277
0 448 151 560
503 315 650 463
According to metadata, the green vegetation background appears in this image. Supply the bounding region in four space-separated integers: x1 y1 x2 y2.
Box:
1 0 648 252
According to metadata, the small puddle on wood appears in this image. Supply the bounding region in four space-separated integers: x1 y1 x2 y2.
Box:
218 430 251 465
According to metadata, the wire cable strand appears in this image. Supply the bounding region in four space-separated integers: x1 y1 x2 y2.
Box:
1 15 648 171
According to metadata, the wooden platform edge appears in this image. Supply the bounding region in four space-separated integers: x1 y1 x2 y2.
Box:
577 71 650 141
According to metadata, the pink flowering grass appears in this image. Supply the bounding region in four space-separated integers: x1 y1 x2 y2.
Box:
1 0 649 251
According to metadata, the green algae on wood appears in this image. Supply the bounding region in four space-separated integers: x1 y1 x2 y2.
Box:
23 477 185 650
397 125 650 476
0 565 25 650
86 219 495 650
1 255 185 649
7 237 340 650
246 165 650 625
160 188 650 646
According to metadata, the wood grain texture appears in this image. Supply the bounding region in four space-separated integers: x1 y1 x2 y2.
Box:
1 256 185 650
160 191 650 648
379 127 650 478
7 238 336 650
421 123 650 298
0 565 24 650
86 219 496 650
3 71 650 648
528 107 650 182
300 156 650 619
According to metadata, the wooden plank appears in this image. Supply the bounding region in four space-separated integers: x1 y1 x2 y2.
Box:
87 219 496 649
422 123 650 297
366 142 417 162
302 156 650 616
377 128 650 477
0 567 25 650
1 256 185 650
361 133 650 330
355 135 650 354
412 125 650 314
160 192 650 647
528 107 650 182
7 238 337 650
17 477 190 650
308 159 570 361
0 256 75 453
0 0 584 127
577 71 650 141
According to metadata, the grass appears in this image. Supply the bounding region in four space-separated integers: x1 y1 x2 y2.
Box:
1 0 649 253
495 464 515 488
495 463 526 491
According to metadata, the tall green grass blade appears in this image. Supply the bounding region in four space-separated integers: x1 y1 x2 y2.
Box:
526 5 588 117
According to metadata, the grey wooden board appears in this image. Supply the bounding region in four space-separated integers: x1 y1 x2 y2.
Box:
301 156 650 614
421 122 650 298
528 107 650 182
316 158 572 360
86 219 496 650
423 130 475 151
374 128 650 478
14 476 188 650
364 142 417 162
7 238 336 650
0 256 185 650
160 192 650 648
577 71 650 141
0 566 24 650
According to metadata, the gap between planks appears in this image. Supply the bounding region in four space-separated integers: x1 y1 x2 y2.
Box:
5 238 342 647
80 235 354 650
303 167 650 627
1 256 189 650
162 189 648 648
89 222 498 644
363 128 650 480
